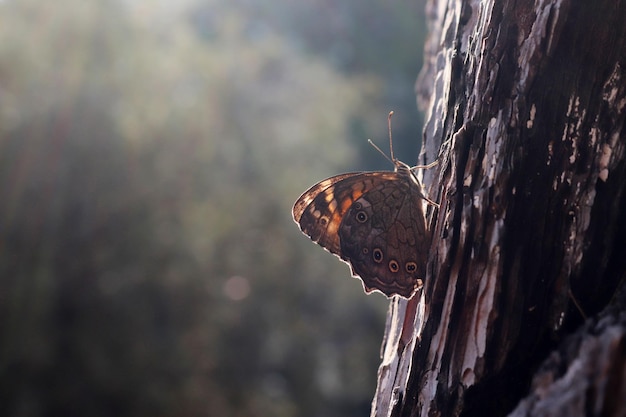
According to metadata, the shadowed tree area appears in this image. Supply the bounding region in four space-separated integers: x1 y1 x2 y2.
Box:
371 0 626 416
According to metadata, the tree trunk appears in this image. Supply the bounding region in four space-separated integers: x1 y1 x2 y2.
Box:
371 1 626 416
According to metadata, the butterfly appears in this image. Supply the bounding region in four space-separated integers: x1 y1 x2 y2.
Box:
292 112 438 298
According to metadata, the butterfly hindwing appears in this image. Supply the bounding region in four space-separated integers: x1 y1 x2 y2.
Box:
337 172 429 297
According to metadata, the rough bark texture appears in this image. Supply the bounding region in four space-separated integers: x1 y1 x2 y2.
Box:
371 1 626 416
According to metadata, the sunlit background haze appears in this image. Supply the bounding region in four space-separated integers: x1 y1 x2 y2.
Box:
0 0 427 416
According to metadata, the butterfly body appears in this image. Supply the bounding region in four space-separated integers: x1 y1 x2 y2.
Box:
293 159 433 298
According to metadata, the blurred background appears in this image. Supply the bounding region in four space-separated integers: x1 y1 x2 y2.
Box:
0 0 426 416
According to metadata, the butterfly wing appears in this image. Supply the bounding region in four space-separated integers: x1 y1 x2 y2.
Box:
293 172 398 255
338 172 429 298
293 167 432 298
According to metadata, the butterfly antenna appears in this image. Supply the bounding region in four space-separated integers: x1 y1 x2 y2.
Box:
388 111 396 161
366 110 397 165
367 139 393 164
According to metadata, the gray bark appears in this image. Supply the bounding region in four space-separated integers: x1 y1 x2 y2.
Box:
371 1 626 416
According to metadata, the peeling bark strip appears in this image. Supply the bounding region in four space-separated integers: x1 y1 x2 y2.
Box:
372 1 626 417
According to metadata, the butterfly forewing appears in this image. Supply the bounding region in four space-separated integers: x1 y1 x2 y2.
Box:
292 173 355 223
293 172 399 255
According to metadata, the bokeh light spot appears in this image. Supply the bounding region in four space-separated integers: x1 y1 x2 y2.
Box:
223 275 251 301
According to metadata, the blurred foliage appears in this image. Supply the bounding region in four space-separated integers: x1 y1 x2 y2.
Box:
0 0 425 416
187 0 427 167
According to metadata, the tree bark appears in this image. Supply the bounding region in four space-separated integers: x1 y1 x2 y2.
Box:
371 1 626 416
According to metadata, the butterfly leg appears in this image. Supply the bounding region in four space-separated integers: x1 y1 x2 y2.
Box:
412 160 439 170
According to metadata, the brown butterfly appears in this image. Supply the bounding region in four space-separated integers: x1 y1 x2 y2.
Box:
292 112 438 298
